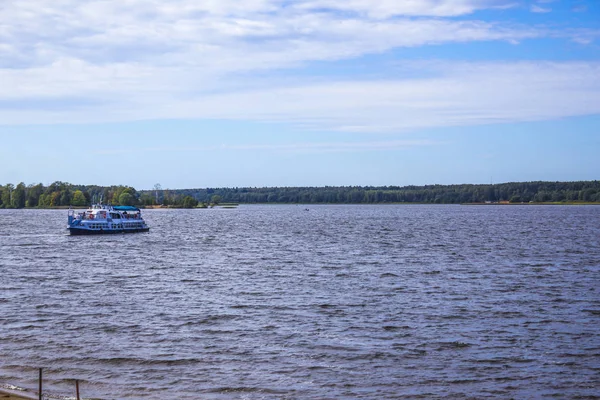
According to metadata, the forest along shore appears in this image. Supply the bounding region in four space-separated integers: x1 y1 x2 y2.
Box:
1 180 599 209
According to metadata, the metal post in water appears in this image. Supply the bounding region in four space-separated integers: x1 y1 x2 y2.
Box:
38 368 42 400
75 380 80 400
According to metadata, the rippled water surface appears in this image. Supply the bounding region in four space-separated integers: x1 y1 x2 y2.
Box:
1 205 600 399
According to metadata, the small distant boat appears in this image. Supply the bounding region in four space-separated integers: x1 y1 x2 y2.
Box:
67 205 150 235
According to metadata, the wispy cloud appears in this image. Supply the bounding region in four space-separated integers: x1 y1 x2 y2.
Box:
0 1 598 132
0 3 542 73
4 61 600 131
294 0 518 18
530 5 552 13
94 139 440 155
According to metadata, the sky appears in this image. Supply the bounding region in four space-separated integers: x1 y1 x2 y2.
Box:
0 0 598 189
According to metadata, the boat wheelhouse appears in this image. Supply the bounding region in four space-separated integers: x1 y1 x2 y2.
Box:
68 205 150 235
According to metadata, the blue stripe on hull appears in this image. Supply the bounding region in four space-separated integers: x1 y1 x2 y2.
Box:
68 227 150 235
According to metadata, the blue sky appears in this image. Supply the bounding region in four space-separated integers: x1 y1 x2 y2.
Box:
0 0 598 189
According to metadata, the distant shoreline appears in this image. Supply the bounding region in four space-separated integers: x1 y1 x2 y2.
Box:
463 201 600 206
2 181 599 209
4 201 599 210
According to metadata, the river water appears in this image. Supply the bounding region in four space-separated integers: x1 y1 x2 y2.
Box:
0 205 599 399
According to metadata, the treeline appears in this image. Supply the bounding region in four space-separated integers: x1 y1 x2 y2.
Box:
0 181 199 209
146 181 600 205
0 182 142 208
1 181 599 209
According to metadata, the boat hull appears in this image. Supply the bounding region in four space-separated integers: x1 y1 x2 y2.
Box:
68 227 150 235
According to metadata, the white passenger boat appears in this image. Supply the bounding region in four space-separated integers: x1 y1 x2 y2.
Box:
67 205 150 235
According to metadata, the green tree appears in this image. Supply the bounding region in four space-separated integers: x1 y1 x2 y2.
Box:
139 192 155 206
12 182 26 208
118 192 135 206
509 195 521 203
534 191 551 202
2 184 14 208
211 195 222 205
60 189 72 206
50 191 61 207
182 196 198 208
551 191 565 202
111 187 124 205
484 186 496 202
581 188 597 202
72 190 87 206
162 189 171 206
38 193 49 207
26 183 44 208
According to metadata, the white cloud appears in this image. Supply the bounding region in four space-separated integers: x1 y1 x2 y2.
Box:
294 0 516 18
0 1 598 132
1 61 598 132
164 61 600 132
0 1 536 72
94 139 440 155
531 5 552 13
